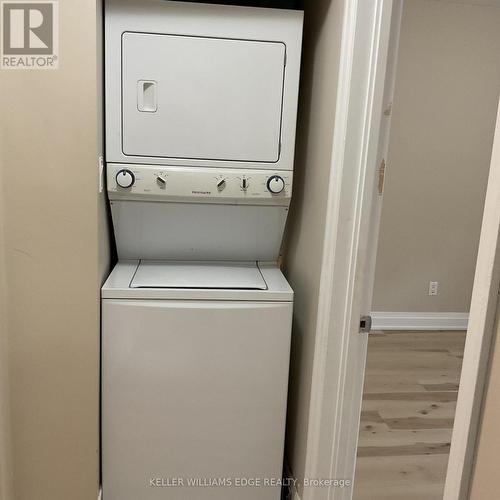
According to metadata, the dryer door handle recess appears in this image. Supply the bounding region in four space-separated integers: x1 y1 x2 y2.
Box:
137 80 157 112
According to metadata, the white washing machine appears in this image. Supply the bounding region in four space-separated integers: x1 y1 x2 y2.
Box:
102 1 303 499
102 260 293 500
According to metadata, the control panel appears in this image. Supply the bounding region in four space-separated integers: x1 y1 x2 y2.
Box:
107 164 293 205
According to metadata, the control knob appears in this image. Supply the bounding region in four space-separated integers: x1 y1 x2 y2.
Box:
116 169 135 189
267 175 285 194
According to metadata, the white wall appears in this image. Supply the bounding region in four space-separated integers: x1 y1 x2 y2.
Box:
283 0 345 493
372 0 500 313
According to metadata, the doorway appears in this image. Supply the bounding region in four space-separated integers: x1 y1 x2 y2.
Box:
353 1 500 498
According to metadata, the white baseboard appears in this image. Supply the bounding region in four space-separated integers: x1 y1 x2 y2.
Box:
371 311 469 331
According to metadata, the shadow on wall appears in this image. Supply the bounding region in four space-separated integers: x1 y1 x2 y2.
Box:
282 0 342 486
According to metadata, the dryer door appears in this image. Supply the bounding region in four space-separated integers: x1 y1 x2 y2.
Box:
122 33 286 163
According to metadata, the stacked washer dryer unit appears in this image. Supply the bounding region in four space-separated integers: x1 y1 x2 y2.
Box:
102 1 303 499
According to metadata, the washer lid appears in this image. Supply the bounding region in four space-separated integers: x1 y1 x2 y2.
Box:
130 261 267 290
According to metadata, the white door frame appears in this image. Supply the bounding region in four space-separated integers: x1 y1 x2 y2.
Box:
303 2 500 500
443 99 500 500
300 1 396 499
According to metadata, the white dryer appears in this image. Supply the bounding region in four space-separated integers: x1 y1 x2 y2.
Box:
102 260 293 500
105 0 303 171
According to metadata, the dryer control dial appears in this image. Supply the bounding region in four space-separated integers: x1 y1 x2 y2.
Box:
267 175 285 194
116 169 135 189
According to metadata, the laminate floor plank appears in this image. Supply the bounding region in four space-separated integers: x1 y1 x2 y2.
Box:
362 399 457 419
358 428 453 448
354 455 448 500
363 391 457 402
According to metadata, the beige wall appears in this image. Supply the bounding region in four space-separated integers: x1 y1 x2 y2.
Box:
0 2 110 499
372 0 500 312
0 146 13 500
469 291 500 499
283 0 344 492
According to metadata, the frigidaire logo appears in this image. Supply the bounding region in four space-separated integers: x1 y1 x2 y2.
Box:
1 1 58 69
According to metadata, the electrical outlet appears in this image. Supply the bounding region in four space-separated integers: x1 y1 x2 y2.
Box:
428 281 439 296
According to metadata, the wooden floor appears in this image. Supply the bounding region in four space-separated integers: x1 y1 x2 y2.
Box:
353 330 466 500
